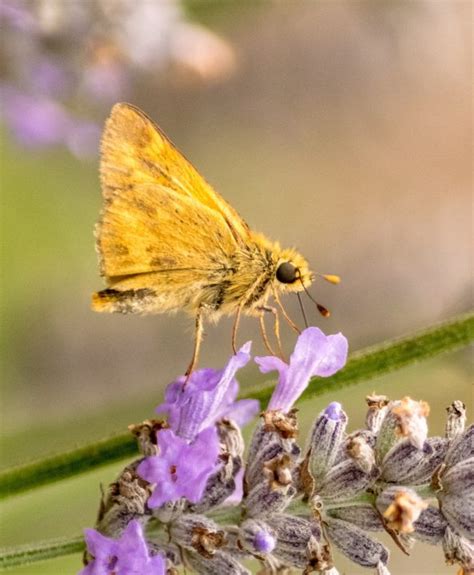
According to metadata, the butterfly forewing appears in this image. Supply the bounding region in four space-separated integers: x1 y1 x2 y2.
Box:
97 182 237 278
99 103 250 251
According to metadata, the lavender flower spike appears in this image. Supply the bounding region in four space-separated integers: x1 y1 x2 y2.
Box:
156 342 256 441
79 519 165 575
137 427 220 508
256 327 348 412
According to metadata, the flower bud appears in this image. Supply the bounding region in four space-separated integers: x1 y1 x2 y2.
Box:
262 408 299 439
345 431 376 473
365 394 389 433
218 419 245 457
381 436 447 484
437 457 474 540
376 486 428 534
152 499 187 524
238 519 276 556
185 549 251 575
265 514 324 570
442 526 474 573
245 437 286 492
317 459 379 503
376 397 429 462
245 416 300 493
444 424 474 467
328 505 384 532
245 455 297 518
128 419 168 456
170 515 226 558
412 506 447 544
96 462 152 537
325 517 389 568
306 402 348 485
445 400 467 440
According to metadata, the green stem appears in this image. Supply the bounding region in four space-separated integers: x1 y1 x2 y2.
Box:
0 312 472 500
0 433 136 499
0 536 84 570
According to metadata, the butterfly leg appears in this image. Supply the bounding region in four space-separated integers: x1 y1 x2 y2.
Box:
232 303 244 354
185 309 204 378
272 286 301 334
258 305 285 360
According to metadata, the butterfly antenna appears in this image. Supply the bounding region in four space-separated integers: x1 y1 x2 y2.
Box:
316 272 341 285
299 277 331 318
296 292 309 328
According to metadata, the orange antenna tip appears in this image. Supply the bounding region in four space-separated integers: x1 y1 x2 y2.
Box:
317 304 330 317
321 274 341 285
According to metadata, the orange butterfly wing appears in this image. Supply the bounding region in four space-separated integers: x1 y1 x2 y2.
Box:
97 102 250 279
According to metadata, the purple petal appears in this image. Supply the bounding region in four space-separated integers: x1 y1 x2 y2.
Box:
255 355 287 375
138 427 220 508
83 528 113 558
315 333 349 377
156 343 252 441
259 327 348 412
79 520 165 575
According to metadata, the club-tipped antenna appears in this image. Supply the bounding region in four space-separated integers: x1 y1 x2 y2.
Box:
316 273 341 285
298 276 331 318
296 292 309 328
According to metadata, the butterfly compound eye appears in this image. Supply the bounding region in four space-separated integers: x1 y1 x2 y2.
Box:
276 262 298 284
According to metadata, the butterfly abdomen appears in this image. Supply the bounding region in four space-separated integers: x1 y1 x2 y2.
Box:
92 288 156 314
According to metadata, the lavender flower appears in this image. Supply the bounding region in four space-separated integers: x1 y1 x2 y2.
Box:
137 427 220 508
83 331 472 575
156 342 257 441
256 327 348 412
1 89 70 148
80 519 165 575
1 0 236 158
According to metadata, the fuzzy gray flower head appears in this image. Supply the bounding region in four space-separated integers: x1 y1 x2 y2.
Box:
81 332 471 575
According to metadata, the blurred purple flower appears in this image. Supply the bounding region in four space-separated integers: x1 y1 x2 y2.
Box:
255 327 348 412
79 519 165 575
137 426 220 508
1 89 70 147
30 58 71 97
156 342 258 441
0 1 37 32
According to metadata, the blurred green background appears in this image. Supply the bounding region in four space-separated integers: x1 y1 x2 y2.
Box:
0 1 472 574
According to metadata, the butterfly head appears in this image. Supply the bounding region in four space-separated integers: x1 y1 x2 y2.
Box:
273 247 340 322
274 249 313 293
